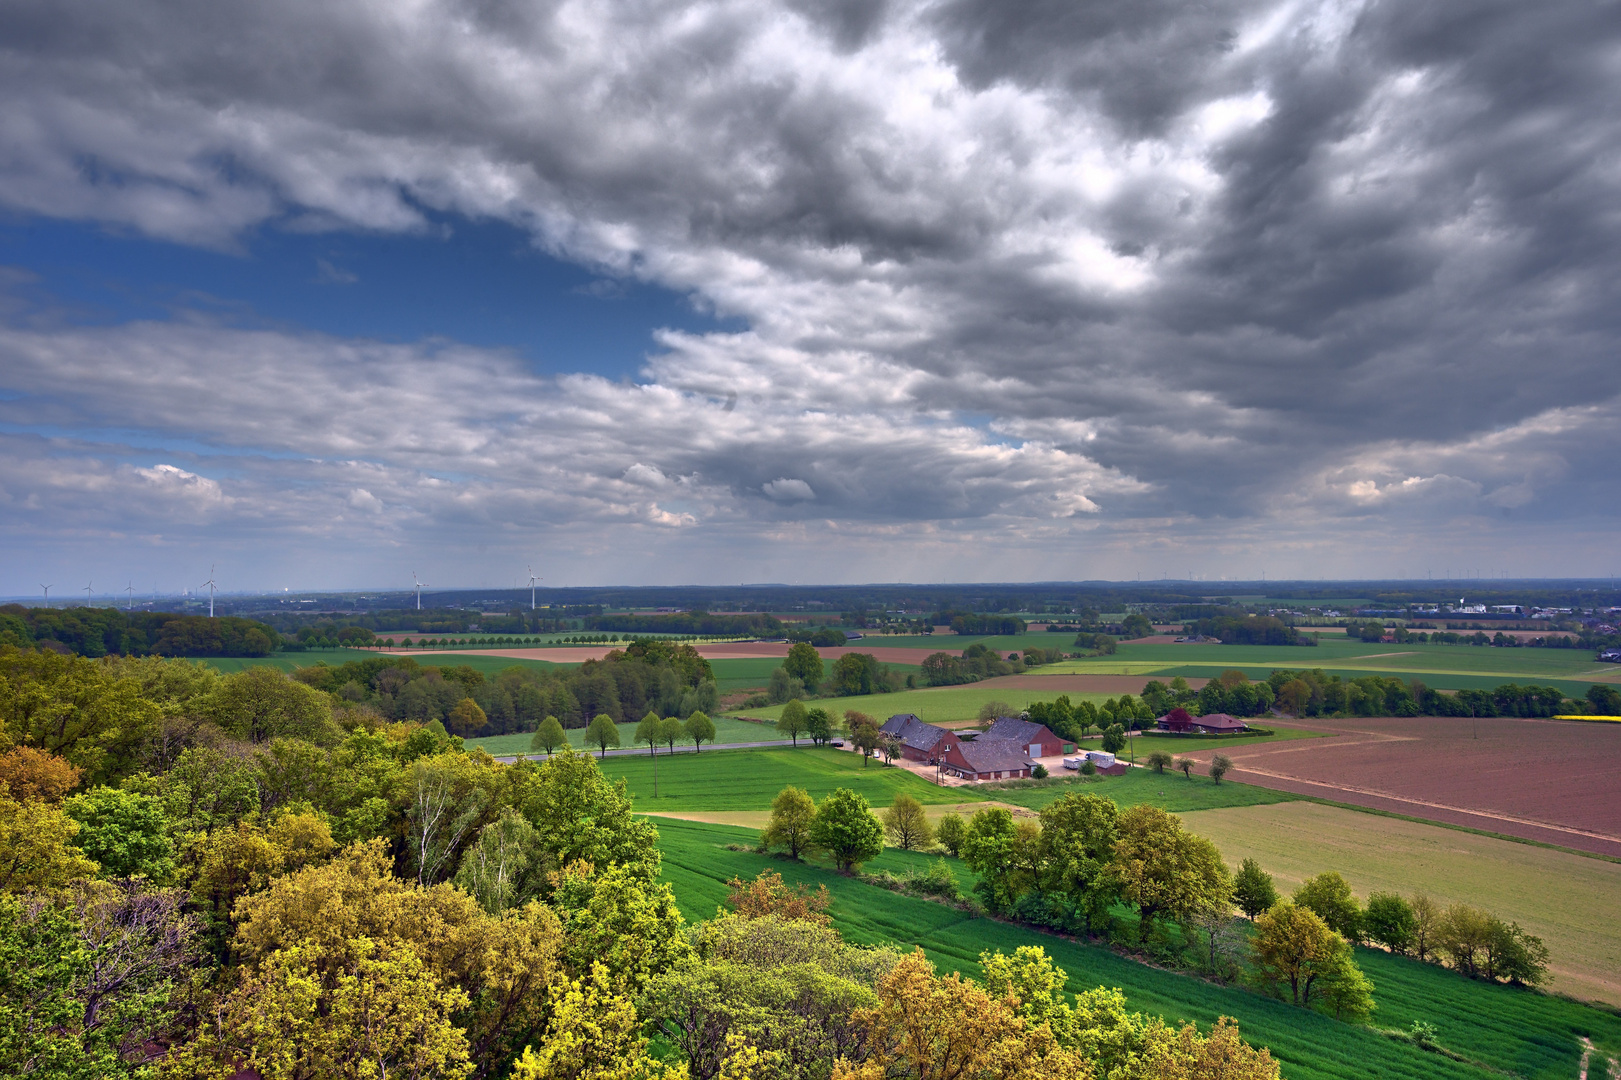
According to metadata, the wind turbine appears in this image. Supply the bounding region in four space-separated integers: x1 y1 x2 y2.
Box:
527 566 540 611
125 583 135 610
41 583 52 608
84 581 93 607
413 572 428 611
201 566 217 618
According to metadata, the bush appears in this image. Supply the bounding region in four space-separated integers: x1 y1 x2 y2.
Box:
1031 763 1048 779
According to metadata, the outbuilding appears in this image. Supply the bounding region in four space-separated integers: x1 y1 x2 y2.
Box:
940 739 1034 781
980 716 1066 758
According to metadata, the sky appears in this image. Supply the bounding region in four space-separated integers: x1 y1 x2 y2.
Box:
1 0 1618 596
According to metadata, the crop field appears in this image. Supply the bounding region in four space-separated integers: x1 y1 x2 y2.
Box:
600 746 965 810
553 744 1297 815
844 631 1088 653
1179 801 1621 1006
980 765 1299 815
464 714 781 757
732 683 1117 723
653 818 1621 1080
1046 640 1614 695
1168 715 1621 857
201 648 376 673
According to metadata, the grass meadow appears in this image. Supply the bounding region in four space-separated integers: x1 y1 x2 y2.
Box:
1046 639 1613 695
653 817 1621 1080
1178 801 1621 1006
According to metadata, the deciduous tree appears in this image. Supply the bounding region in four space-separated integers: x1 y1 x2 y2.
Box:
1233 859 1279 920
784 643 825 690
1293 872 1361 940
63 786 174 881
1035 793 1119 935
1111 805 1230 941
1251 901 1351 1008
584 714 621 758
725 870 832 924
810 788 884 872
529 716 566 756
684 711 716 752
777 699 809 747
882 795 933 851
833 950 1085 1080
761 786 818 860
1363 892 1415 954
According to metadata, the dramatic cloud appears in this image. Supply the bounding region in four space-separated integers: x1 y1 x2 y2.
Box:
0 0 1617 587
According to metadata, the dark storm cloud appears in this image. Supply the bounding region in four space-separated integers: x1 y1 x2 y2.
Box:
0 0 1618 585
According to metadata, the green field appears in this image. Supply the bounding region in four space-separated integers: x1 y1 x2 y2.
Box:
653 818 1621 1080
733 683 1114 723
1179 802 1621 1007
849 631 1085 654
508 744 1296 815
607 746 966 810
1045 639 1612 695
465 715 783 757
981 766 1299 815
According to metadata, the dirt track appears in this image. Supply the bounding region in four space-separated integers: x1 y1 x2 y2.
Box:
1175 716 1621 857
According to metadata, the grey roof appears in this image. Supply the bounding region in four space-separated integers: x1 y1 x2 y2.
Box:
952 740 1034 775
1192 713 1248 731
881 713 948 752
981 716 1059 745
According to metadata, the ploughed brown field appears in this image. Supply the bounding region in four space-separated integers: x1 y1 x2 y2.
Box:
1176 715 1621 857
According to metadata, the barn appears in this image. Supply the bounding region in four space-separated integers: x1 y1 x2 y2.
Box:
880 714 956 763
981 716 1066 758
940 739 1034 781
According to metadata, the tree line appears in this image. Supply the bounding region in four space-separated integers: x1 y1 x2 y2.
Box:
291 639 720 735
0 605 279 658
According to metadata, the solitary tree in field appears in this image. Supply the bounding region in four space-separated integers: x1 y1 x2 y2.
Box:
1209 753 1233 783
777 699 809 747
529 715 566 757
1176 757 1196 779
585 713 620 758
881 794 933 850
684 711 716 753
761 786 818 859
1146 750 1174 773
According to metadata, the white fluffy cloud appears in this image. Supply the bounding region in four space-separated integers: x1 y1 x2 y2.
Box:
1 0 1619 586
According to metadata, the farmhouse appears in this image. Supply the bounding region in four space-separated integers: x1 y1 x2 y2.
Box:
1155 709 1249 734
981 716 1066 758
939 739 1034 781
880 713 959 763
